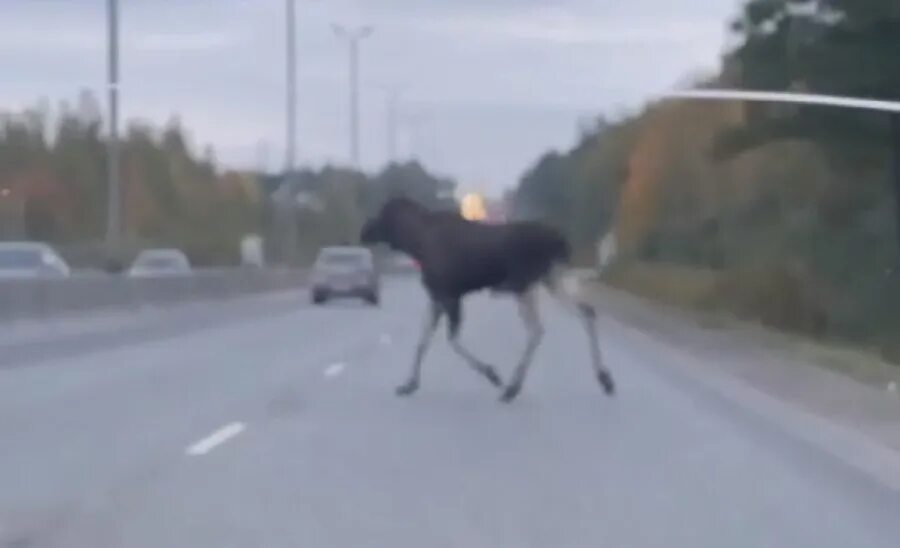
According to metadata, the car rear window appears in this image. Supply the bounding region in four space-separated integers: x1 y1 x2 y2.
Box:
0 249 42 269
319 251 370 267
136 256 183 269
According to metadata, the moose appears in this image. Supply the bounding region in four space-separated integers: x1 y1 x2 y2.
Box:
360 197 615 402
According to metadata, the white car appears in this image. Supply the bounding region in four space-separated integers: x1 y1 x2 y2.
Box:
128 249 192 278
0 242 70 279
311 246 380 305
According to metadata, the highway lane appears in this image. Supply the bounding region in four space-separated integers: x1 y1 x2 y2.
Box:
2 279 900 547
0 291 311 370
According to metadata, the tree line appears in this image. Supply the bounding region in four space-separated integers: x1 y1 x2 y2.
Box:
512 0 900 361
0 90 456 268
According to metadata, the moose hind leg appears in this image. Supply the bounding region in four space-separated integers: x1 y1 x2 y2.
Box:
578 303 615 395
544 271 615 397
397 300 442 396
501 288 544 402
444 298 503 388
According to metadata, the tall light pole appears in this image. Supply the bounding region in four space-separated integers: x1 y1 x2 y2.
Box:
332 24 373 169
285 0 297 174
105 0 121 247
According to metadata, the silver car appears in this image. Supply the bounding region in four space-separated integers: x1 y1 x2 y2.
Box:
0 242 70 279
128 249 192 278
311 246 379 305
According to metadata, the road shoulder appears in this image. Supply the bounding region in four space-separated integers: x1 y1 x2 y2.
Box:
588 283 900 489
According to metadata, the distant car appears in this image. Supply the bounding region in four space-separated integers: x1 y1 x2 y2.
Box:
311 246 379 305
0 242 70 279
128 249 192 278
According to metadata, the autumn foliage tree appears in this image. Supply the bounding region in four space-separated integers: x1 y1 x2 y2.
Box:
513 0 900 360
0 92 262 266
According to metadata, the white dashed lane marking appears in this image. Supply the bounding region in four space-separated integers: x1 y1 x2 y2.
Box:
185 422 246 456
324 362 346 379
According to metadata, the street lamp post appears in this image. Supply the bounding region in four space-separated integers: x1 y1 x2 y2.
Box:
332 24 373 169
285 0 297 174
105 0 121 248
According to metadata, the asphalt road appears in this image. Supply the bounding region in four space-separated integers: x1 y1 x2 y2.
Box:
2 279 900 547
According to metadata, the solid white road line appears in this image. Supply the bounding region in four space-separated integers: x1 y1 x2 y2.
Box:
324 362 346 379
186 422 246 456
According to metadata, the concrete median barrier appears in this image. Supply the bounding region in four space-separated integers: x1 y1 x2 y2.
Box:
0 268 307 322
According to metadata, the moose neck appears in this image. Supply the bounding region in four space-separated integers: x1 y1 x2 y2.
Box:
387 208 431 262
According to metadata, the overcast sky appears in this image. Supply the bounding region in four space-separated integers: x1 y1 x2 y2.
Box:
1 0 743 193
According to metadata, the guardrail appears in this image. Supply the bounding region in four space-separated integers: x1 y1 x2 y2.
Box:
0 268 307 322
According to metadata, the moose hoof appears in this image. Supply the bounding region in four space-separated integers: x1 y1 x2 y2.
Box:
598 370 616 396
499 384 522 403
395 381 419 397
483 366 503 387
